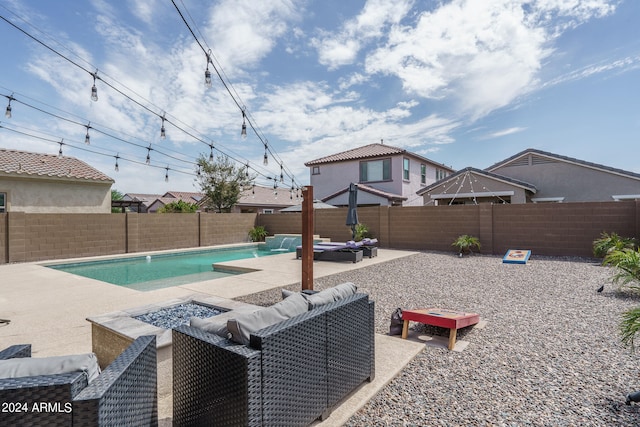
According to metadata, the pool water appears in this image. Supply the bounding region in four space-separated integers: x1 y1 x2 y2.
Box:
47 245 288 291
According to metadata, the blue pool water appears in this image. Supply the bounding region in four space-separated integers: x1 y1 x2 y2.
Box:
47 244 292 291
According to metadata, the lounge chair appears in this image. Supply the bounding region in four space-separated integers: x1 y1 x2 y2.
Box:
0 336 158 426
295 242 363 263
298 240 377 259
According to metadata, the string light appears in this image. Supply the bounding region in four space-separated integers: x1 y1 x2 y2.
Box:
165 166 170 182
146 145 152 164
114 154 120 172
241 110 247 139
90 70 98 102
84 122 91 145
58 139 63 157
280 162 284 182
209 144 214 162
5 95 13 118
160 114 166 139
204 49 212 89
263 143 269 166
245 162 249 178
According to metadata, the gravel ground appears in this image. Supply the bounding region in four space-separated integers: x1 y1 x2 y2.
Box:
236 251 640 427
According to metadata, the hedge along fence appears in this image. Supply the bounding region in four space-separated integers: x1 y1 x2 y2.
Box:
0 201 638 263
258 200 640 258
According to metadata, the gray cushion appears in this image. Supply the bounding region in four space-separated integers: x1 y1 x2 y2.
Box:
190 306 261 339
307 282 358 309
281 289 296 299
0 353 101 383
227 292 309 345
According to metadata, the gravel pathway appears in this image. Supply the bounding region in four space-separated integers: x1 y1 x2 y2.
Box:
236 251 640 426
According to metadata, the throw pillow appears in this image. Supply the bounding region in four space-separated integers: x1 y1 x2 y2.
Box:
306 282 358 309
0 353 101 383
227 292 308 345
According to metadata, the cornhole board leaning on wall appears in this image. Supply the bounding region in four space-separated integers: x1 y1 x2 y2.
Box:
502 249 531 264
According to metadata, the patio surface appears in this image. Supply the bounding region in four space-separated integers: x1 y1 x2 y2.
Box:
0 245 424 425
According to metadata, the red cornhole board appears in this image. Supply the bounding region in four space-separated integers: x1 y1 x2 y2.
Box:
401 308 480 350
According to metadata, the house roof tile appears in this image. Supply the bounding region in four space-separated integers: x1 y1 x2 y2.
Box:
0 148 114 183
322 183 407 202
416 167 537 196
305 143 454 171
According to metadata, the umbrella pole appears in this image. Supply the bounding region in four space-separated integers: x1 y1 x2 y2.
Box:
302 186 313 291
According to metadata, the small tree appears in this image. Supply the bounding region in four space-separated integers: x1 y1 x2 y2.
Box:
158 200 198 213
196 154 254 213
111 189 124 213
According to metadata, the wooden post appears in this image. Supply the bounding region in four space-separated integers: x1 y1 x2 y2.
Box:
301 186 313 290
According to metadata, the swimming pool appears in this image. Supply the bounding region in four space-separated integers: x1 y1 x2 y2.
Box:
47 244 290 292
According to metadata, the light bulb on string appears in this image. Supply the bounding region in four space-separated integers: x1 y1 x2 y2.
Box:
84 122 91 145
204 49 212 89
114 154 119 172
90 70 98 102
165 166 169 183
241 110 247 139
58 139 64 158
146 146 152 165
245 163 249 178
280 163 284 182
209 144 214 162
5 95 13 118
263 143 269 166
160 114 166 140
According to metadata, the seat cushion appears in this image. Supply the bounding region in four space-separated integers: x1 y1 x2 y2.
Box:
227 292 309 345
0 353 101 383
190 305 261 339
306 282 358 308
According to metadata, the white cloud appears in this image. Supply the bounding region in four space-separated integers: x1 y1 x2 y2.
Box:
363 0 617 119
483 127 527 139
312 0 414 70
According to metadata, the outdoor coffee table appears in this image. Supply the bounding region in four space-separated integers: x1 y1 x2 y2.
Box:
401 308 480 350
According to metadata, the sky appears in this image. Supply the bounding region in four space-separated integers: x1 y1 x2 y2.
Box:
0 0 638 195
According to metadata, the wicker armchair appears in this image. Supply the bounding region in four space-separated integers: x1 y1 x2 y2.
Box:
0 335 158 427
172 292 375 427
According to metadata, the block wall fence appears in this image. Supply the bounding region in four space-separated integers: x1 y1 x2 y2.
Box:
0 201 638 264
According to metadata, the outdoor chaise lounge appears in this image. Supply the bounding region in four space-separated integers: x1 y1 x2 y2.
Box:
172 283 375 426
0 335 158 427
295 241 365 263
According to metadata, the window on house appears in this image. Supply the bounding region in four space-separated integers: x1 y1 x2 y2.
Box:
436 169 448 181
262 209 274 214
312 166 320 175
0 192 5 213
403 158 410 180
360 158 391 182
420 164 426 184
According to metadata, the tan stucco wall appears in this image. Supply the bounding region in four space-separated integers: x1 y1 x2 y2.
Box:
0 177 112 213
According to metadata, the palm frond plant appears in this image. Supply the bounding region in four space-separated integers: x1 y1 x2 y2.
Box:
452 235 481 257
593 232 636 259
603 248 640 291
248 226 268 242
620 306 640 352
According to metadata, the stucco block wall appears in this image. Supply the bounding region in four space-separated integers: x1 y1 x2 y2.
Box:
135 214 199 252
200 213 256 245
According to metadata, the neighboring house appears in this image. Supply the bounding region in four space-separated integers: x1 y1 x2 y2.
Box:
305 142 454 207
418 148 640 205
121 193 162 213
128 185 296 213
0 148 114 213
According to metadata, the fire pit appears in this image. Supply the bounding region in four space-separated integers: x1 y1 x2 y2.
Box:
87 293 263 399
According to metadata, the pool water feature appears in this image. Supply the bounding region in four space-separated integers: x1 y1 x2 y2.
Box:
47 244 292 291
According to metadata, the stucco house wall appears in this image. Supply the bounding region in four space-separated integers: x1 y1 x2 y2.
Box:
490 159 640 202
2 177 112 213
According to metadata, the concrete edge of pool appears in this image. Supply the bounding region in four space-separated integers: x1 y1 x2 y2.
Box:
0 246 421 425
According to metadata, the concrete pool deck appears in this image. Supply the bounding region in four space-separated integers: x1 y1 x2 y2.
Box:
0 246 425 425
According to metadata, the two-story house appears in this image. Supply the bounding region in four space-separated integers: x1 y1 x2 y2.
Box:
305 142 454 207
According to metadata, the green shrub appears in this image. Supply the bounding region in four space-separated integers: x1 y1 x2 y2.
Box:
452 235 481 256
603 248 640 290
592 232 636 259
248 226 268 242
354 223 372 241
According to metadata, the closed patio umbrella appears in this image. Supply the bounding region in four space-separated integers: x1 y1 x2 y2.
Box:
346 183 359 239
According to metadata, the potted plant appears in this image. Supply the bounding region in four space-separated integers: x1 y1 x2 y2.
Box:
452 235 481 257
354 223 371 242
248 225 268 242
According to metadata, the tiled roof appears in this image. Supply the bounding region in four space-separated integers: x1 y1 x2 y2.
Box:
0 148 113 183
322 183 407 202
123 193 163 203
164 191 205 202
486 148 640 180
237 185 297 207
416 167 537 196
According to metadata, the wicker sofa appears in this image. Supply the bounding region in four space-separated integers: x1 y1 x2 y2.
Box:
172 289 375 426
0 335 158 427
